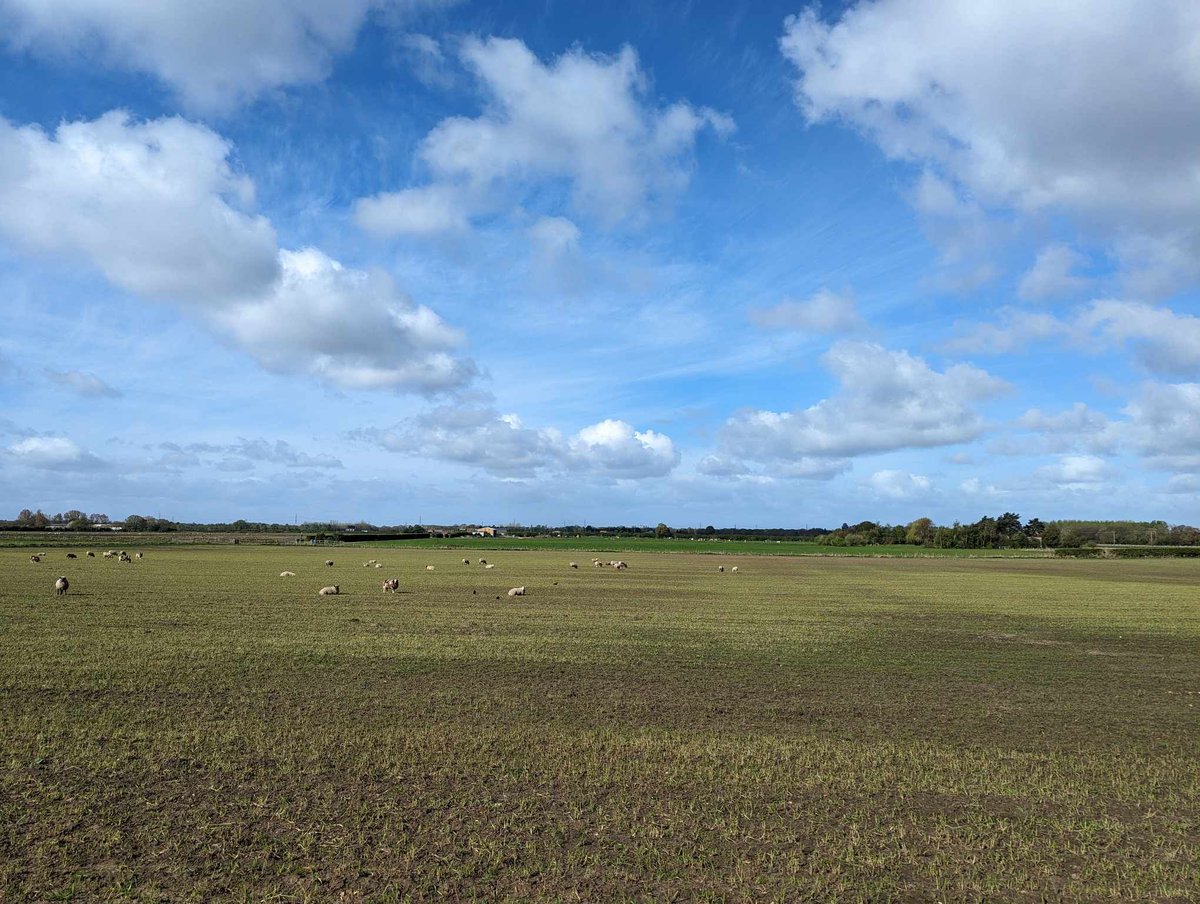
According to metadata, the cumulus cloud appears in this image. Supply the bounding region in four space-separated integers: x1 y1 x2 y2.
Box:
46 370 121 398
1081 300 1200 378
1018 244 1089 301
749 289 864 334
1123 382 1200 472
0 0 439 111
782 1 1200 292
865 469 932 499
355 37 733 235
354 407 679 479
712 341 1007 476
0 111 278 301
213 248 475 392
0 111 475 393
1035 454 1112 487
1014 402 1120 455
6 435 106 471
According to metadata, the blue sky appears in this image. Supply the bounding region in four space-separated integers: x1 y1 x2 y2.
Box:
2 0 1199 526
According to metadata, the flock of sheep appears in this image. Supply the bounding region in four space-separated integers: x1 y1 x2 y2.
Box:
30 548 145 596
36 548 741 599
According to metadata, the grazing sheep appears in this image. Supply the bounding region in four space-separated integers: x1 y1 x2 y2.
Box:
462 558 470 565
318 585 340 595
374 563 383 569
118 553 132 563
86 552 95 558
731 566 739 573
325 560 334 567
569 561 578 569
66 553 77 559
30 555 41 563
426 565 435 571
507 586 526 597
478 559 487 566
484 563 496 569
382 578 399 592
280 571 296 577
103 551 114 559
54 576 69 595
613 561 628 570
718 565 725 573
593 560 603 567
136 552 143 559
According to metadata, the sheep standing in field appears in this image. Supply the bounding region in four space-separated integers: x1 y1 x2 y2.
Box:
280 571 296 577
325 560 334 567
718 565 725 573
318 585 340 596
462 558 470 565
613 561 627 570
86 552 95 558
478 559 487 566
507 586 526 597
569 561 578 569
118 553 132 563
135 552 143 559
30 555 41 563
102 551 114 559
54 576 68 595
382 578 399 592
426 565 435 571
66 553 77 559
731 566 739 573
374 563 383 569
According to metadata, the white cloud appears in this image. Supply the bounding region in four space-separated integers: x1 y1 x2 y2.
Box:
566 419 679 478
942 307 1069 355
354 184 472 238
0 0 438 111
714 341 1007 474
354 408 679 479
1018 244 1089 301
355 37 732 235
865 469 932 499
1123 382 1200 471
0 111 279 301
1081 300 1200 377
1035 454 1112 487
782 1 1200 293
1014 402 1120 455
6 436 106 471
157 438 342 471
0 111 475 393
214 248 474 392
47 370 121 397
749 289 863 334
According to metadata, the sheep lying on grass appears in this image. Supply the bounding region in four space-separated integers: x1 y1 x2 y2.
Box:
318 585 340 596
280 571 296 577
507 586 526 597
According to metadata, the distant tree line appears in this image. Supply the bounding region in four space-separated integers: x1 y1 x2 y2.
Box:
4 509 1199 548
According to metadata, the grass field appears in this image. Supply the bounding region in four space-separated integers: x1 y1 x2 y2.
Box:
2 545 1197 901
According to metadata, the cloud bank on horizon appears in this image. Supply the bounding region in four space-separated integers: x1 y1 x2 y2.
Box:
0 0 1197 525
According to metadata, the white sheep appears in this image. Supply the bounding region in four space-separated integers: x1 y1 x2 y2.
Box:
613 561 627 570
318 585 340 595
718 565 725 573
569 561 578 569
382 578 399 592
484 563 496 569
426 565 435 571
462 558 471 565
280 571 296 577
325 559 334 567
731 566 739 573
135 552 143 559
54 576 69 595
507 586 526 597
374 563 383 568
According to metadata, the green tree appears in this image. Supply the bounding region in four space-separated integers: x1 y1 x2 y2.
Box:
905 517 934 545
655 522 671 538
